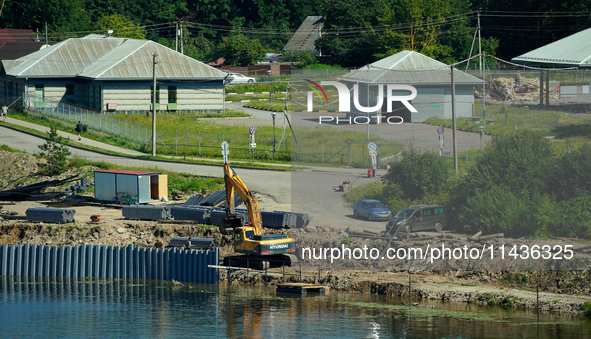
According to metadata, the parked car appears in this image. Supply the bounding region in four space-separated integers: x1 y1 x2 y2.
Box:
385 205 447 233
226 72 256 85
353 200 392 221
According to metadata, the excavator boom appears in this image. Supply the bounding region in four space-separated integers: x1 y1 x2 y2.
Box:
221 162 263 234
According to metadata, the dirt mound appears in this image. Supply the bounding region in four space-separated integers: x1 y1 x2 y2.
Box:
0 150 99 194
474 76 551 103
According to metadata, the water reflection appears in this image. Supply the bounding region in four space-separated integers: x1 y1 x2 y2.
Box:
1 276 590 338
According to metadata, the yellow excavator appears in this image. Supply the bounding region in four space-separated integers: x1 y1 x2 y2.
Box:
220 162 297 269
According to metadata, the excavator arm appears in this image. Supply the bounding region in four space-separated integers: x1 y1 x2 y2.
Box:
221 162 263 235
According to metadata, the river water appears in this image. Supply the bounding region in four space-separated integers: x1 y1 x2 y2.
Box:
1 276 589 338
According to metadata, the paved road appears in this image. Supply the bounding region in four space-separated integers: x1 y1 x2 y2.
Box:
0 120 393 232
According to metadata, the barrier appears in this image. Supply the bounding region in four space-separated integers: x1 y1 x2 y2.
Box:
0 244 218 283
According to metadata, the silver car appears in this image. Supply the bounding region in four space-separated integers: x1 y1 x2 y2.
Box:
227 72 256 85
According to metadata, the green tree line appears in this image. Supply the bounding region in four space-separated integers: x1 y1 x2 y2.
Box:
1 0 590 66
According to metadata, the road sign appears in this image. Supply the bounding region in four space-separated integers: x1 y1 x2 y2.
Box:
221 141 229 162
369 150 377 156
250 143 257 148
437 125 444 135
156 135 162 139
249 126 256 134
368 142 377 151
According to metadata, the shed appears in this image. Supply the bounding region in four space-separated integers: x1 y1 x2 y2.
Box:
94 170 168 204
340 50 482 122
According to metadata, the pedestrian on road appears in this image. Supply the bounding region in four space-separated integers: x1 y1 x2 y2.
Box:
386 163 391 171
515 71 521 88
186 237 192 250
75 121 83 141
1 104 7 122
154 240 164 249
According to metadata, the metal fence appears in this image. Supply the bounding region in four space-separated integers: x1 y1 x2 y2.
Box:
7 96 291 160
0 243 219 283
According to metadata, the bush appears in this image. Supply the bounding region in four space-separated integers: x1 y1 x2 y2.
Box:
554 196 591 239
458 131 555 203
459 186 556 238
382 150 450 200
552 144 591 201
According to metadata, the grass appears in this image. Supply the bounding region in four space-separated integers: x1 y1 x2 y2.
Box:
225 94 286 102
246 100 290 111
225 83 287 94
0 144 25 153
425 102 587 137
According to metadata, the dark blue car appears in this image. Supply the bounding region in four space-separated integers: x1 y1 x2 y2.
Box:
353 200 392 221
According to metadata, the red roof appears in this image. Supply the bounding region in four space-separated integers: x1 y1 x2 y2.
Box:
0 29 34 43
94 170 161 175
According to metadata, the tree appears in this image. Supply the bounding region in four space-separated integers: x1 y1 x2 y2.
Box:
382 150 450 200
216 33 265 66
96 13 146 39
457 130 555 204
315 0 388 66
38 125 71 176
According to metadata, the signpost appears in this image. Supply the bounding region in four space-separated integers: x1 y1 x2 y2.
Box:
368 142 377 172
249 126 256 163
221 141 229 163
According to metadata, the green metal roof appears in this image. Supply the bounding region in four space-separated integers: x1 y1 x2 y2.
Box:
511 27 591 68
2 35 227 80
341 50 482 85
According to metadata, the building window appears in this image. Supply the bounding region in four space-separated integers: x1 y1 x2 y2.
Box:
66 84 75 102
168 86 177 104
151 85 161 104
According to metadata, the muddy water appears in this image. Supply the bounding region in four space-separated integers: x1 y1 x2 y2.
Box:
1 276 589 338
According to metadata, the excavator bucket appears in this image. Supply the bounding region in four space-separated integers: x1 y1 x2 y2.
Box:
219 216 242 235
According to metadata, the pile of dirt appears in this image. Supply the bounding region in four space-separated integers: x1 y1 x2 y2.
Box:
0 150 99 194
474 76 557 103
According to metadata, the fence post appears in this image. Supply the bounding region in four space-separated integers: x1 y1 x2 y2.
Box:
199 132 201 156
466 145 468 167
176 130 178 155
321 138 324 163
347 142 351 166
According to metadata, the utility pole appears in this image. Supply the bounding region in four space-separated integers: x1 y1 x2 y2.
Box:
180 21 184 55
175 22 178 52
477 11 482 76
152 53 158 157
451 65 458 175
45 22 48 46
483 51 486 127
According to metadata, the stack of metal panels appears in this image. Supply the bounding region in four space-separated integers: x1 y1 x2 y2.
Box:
183 190 244 208
165 237 215 249
170 207 211 223
122 205 172 220
26 208 76 223
209 209 227 226
198 191 227 206
184 194 205 206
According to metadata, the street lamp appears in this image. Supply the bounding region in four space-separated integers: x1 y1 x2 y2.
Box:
271 112 276 160
478 125 484 156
